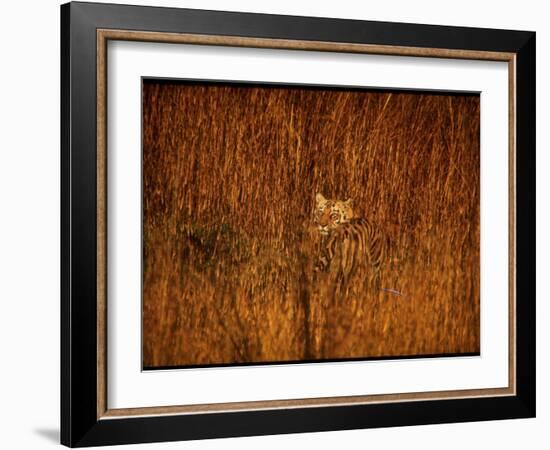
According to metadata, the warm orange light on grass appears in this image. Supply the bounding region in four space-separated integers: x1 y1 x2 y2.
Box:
142 81 480 368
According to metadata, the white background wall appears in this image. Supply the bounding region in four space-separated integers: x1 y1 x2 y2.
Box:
0 0 545 448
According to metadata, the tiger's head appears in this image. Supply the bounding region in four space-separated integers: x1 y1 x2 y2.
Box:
314 193 354 236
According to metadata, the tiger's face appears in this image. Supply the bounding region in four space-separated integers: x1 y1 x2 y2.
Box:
314 193 354 236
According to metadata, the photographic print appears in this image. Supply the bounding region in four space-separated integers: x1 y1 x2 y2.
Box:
62 5 535 444
142 79 480 369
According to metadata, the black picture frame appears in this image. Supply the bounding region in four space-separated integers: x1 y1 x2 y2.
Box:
61 1 535 447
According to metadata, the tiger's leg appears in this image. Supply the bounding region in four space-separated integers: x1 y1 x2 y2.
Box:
342 236 360 298
373 268 381 291
325 238 345 299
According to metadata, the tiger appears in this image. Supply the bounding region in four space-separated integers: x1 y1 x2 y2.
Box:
313 193 386 290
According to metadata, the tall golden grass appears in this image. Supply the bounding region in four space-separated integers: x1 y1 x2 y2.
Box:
142 81 480 368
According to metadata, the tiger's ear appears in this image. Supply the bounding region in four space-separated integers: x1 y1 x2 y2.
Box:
344 198 353 208
315 193 327 206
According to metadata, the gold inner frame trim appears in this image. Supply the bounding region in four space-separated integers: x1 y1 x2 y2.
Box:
96 28 517 420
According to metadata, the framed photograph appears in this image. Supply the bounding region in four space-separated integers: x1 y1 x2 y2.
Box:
61 1 536 447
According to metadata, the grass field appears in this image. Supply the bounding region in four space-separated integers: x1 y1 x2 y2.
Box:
142 80 480 368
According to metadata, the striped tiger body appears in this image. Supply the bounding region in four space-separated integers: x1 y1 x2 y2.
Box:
314 194 385 289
